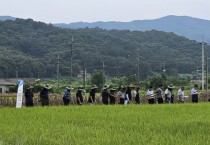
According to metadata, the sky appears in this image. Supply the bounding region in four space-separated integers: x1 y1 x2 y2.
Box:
0 0 209 23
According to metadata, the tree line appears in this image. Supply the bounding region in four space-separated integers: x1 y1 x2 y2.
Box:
0 18 209 79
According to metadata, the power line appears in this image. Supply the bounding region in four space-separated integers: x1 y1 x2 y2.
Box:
56 55 60 89
70 36 73 85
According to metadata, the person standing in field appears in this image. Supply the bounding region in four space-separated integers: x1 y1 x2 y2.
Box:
155 84 164 104
102 85 110 105
63 85 73 105
117 86 124 105
88 85 98 104
178 86 185 103
133 87 140 104
165 84 175 104
25 85 34 107
125 85 133 103
191 84 199 103
147 86 155 104
109 88 116 104
39 84 51 106
76 86 84 105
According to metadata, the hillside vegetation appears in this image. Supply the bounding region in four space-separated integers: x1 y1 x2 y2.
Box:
0 18 209 79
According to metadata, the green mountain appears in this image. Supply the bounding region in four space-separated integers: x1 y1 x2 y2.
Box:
54 15 210 42
0 18 208 79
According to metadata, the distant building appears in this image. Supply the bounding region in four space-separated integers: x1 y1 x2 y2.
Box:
192 75 202 82
0 78 36 93
77 71 91 78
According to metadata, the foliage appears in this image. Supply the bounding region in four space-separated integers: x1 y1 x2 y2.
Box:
0 18 209 79
143 73 191 89
90 70 106 89
0 104 210 144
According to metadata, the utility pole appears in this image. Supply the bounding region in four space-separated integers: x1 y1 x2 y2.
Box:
102 57 105 85
16 70 19 78
102 57 105 72
57 55 60 89
200 42 207 90
37 60 40 79
163 61 166 72
206 50 208 93
137 49 140 80
83 60 86 90
70 36 73 85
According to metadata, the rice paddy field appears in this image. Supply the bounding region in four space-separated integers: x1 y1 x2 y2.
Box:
0 103 210 145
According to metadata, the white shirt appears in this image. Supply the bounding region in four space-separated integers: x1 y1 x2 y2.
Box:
147 90 154 99
165 89 172 98
117 91 124 99
133 90 137 97
191 88 198 95
178 89 184 102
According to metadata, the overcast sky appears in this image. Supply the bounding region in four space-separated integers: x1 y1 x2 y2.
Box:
0 0 209 23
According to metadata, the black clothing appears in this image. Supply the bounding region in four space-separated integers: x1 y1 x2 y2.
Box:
148 98 155 104
109 92 116 104
63 89 71 105
120 98 124 104
126 89 132 101
156 88 163 104
88 89 96 103
192 94 198 103
171 95 174 103
63 97 70 105
76 90 83 105
157 98 163 104
25 89 34 107
165 96 167 103
40 88 49 106
102 89 109 105
134 90 140 104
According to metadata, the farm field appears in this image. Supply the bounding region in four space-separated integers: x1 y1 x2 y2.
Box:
0 104 210 145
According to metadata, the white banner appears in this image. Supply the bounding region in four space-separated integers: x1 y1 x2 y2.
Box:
16 80 24 108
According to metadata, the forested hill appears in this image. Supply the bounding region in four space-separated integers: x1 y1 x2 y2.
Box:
54 15 210 42
0 18 208 79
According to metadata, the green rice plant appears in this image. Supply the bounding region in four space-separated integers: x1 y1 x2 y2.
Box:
0 103 210 145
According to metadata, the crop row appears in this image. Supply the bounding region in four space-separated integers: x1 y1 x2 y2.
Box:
0 92 209 107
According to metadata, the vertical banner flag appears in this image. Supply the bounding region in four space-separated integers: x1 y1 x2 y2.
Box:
16 80 24 108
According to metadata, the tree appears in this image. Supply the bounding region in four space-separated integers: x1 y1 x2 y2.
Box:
90 70 106 90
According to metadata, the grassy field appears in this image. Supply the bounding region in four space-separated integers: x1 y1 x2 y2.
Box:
0 104 210 145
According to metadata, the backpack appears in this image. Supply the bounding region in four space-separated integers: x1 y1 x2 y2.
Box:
63 90 70 100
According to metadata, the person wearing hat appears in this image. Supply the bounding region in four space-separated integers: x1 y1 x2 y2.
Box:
88 85 98 104
147 86 155 104
155 84 164 104
63 85 73 105
117 86 125 105
191 84 199 103
109 88 116 104
101 85 110 105
76 86 84 105
165 84 175 104
25 85 34 107
133 87 140 104
39 84 51 106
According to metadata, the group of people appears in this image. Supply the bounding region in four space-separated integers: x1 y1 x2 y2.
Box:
24 83 200 107
25 84 51 107
62 84 141 105
146 84 199 105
